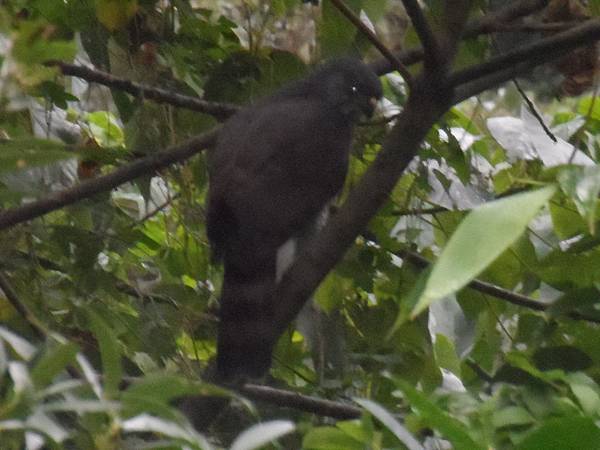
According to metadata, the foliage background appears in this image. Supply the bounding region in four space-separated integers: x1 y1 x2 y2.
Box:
1 0 600 449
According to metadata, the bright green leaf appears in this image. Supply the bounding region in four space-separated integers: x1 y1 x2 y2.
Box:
303 426 364 450
558 165 600 234
515 417 600 450
413 186 556 316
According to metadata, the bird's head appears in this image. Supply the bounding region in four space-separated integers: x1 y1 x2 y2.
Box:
317 57 383 121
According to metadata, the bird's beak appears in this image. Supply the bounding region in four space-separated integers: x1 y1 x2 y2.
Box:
362 96 380 118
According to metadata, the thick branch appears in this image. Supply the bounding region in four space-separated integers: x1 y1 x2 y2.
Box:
464 0 548 36
448 19 600 88
0 130 218 230
239 384 361 419
47 61 238 120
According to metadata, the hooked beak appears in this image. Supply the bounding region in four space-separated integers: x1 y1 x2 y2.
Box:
361 96 380 118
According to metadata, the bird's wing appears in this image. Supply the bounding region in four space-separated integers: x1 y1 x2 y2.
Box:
209 97 350 238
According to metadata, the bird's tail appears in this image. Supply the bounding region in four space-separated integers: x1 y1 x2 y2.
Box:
216 263 277 381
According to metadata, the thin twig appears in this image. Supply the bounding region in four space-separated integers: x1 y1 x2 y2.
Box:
513 79 557 142
46 61 239 120
329 0 413 87
392 206 448 216
401 251 600 324
463 0 549 37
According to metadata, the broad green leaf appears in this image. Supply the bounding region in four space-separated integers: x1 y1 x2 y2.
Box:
320 0 361 58
570 383 600 415
558 165 600 234
230 420 295 450
87 310 122 396
85 111 124 147
354 398 423 450
433 334 461 376
393 379 485 450
492 406 535 428
31 342 79 388
515 417 600 450
303 426 364 450
412 186 556 316
0 139 75 174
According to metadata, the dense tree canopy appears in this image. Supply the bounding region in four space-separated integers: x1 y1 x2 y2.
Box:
2 0 600 449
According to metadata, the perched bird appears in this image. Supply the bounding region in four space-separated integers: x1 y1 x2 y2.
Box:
207 57 382 380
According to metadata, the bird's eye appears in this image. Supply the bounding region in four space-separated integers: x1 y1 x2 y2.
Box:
351 85 358 94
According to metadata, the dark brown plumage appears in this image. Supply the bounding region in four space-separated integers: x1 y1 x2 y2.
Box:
207 57 382 380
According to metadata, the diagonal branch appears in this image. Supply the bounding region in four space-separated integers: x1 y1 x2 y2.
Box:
46 61 239 120
0 130 218 230
448 19 600 88
329 0 413 87
401 0 443 70
370 0 548 75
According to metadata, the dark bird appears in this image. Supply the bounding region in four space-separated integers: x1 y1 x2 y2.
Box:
206 57 382 380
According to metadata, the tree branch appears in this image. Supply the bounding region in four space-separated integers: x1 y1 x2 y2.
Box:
239 383 361 419
401 0 442 70
370 0 549 75
401 251 600 325
46 61 239 120
448 19 600 88
329 0 413 87
0 130 218 230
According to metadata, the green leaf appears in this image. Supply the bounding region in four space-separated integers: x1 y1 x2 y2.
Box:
492 406 535 428
303 427 364 450
85 111 124 147
558 165 600 234
433 334 461 376
0 139 75 174
87 309 122 396
570 383 600 415
354 398 423 450
31 342 79 388
393 379 485 450
412 186 556 316
230 421 295 450
320 0 361 58
515 417 600 450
